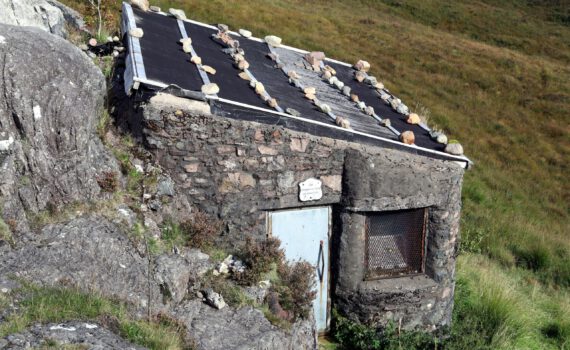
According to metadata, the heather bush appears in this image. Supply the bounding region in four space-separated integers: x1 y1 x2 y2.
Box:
235 236 284 286
273 260 316 320
96 171 118 192
232 236 316 322
159 211 223 254
180 211 223 250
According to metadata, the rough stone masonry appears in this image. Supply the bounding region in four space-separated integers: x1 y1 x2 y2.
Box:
138 92 464 331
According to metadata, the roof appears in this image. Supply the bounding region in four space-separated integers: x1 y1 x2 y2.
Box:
121 2 471 168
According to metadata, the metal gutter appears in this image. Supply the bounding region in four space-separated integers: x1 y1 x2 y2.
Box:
122 2 147 94
134 75 471 168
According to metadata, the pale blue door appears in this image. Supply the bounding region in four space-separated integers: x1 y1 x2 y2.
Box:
268 206 330 332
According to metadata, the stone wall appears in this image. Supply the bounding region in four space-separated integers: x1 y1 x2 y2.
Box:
142 94 346 240
139 93 464 331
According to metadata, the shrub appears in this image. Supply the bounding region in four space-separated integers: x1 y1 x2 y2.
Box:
233 237 316 322
96 171 118 192
96 109 111 139
235 236 284 286
180 211 223 250
331 309 439 350
202 274 251 308
273 261 316 320
159 212 223 253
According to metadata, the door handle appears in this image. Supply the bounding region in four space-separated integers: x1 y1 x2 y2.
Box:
317 240 325 283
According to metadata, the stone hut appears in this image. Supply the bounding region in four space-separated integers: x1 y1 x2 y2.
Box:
119 2 471 334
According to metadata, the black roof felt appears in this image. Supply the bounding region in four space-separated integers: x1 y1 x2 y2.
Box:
128 7 469 164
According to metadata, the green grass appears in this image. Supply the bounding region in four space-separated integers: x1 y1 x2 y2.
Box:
58 0 570 348
452 254 570 350
0 217 12 244
93 55 114 79
201 274 253 309
332 255 569 350
96 108 111 139
0 285 191 350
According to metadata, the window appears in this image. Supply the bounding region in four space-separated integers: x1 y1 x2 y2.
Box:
365 208 427 279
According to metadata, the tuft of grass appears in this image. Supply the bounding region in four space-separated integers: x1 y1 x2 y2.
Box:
0 285 191 350
96 109 111 139
93 55 114 79
0 217 13 244
160 219 186 252
126 168 144 196
451 254 570 349
207 247 228 262
201 274 252 309
92 25 112 45
511 242 551 271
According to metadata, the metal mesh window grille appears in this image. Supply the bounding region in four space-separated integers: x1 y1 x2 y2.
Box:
365 208 427 279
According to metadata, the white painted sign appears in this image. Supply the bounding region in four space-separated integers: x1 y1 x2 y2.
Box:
299 178 323 202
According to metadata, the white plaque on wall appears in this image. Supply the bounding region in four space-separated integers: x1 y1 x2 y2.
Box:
299 178 323 202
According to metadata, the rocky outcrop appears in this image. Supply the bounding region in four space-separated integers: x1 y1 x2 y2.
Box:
0 24 118 234
0 215 317 349
0 0 67 37
0 322 147 349
172 300 317 350
0 216 162 311
46 0 86 32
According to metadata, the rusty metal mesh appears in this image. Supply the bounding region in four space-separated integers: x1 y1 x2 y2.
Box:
365 208 427 279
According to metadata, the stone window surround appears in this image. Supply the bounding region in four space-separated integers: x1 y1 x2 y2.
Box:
335 199 455 293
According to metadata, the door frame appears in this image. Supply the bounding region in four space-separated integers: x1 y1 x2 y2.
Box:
266 205 332 333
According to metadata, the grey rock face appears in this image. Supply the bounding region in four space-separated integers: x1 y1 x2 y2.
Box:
172 300 317 350
0 0 66 37
0 24 118 233
0 216 163 311
154 250 211 304
46 0 87 32
0 214 315 349
1 322 147 349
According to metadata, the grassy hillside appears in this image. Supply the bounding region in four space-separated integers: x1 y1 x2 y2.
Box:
63 0 569 348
